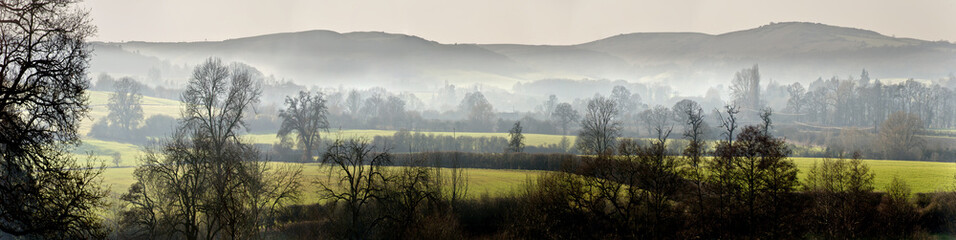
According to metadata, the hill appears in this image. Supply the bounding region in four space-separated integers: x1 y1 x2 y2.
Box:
89 22 956 95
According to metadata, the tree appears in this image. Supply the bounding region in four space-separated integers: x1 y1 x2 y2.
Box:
459 91 495 132
120 58 301 239
679 99 708 221
278 90 330 162
551 102 579 135
576 95 620 156
859 69 871 86
107 77 144 136
541 94 558 118
879 111 924 159
0 0 107 237
671 99 700 124
802 153 877 238
709 110 798 238
785 82 806 114
730 64 761 109
639 105 673 140
346 90 362 116
611 85 635 116
507 121 525 153
715 104 740 142
319 138 392 239
112 152 122 167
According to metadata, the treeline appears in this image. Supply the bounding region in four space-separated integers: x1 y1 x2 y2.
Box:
263 110 956 239
784 71 956 128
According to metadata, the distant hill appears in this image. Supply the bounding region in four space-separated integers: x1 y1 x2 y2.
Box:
89 22 956 95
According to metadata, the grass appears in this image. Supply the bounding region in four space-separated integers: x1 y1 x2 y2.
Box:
791 157 956 193
245 130 576 147
99 164 543 205
78 90 956 200
95 155 956 206
75 138 146 167
82 90 181 135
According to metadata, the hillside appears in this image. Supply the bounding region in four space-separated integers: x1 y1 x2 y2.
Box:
89 22 956 95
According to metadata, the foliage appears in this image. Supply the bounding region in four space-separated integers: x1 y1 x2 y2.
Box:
106 77 145 136
506 121 524 153
0 0 107 237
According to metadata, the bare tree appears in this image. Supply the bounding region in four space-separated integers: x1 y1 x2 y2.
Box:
0 0 107 237
730 64 761 109
879 111 925 159
278 90 330 162
639 105 673 141
107 77 144 135
319 138 392 239
551 102 579 135
346 90 362 116
120 58 301 240
785 82 806 114
507 121 525 153
541 94 558 118
715 104 740 143
576 95 620 156
679 99 708 220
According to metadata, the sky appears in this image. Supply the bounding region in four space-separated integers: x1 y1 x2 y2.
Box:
82 0 956 45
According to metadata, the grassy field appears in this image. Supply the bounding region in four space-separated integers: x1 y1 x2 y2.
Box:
100 164 542 204
245 130 575 147
80 90 956 199
82 90 180 135
791 157 956 193
96 156 956 205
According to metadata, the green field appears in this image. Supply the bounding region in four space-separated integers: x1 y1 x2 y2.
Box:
245 130 576 147
82 90 181 135
81 90 956 198
100 164 542 204
97 156 956 205
791 157 956 193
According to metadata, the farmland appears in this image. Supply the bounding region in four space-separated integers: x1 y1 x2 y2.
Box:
80 90 956 198
99 164 543 204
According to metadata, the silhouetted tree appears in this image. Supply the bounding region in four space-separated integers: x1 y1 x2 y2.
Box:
319 138 392 239
120 58 301 240
0 0 107 237
709 110 798 238
802 153 877 238
577 95 620 156
679 99 708 224
507 121 525 153
278 90 330 161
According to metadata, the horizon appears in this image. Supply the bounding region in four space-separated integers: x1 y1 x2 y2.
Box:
91 22 944 45
82 0 956 45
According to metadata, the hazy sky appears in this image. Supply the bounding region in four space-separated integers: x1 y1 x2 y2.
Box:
83 0 956 45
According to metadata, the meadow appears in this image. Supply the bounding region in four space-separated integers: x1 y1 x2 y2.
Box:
99 164 543 204
81 90 956 200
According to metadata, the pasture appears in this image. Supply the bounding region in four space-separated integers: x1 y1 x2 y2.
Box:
100 164 542 204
